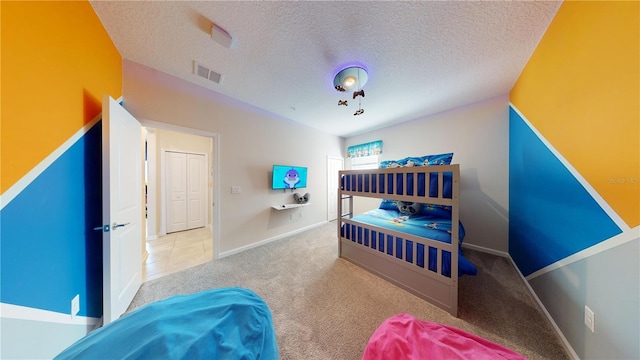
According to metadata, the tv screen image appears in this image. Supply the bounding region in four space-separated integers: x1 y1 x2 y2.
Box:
272 165 307 190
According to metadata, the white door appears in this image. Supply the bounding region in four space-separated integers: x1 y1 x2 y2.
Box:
187 153 206 229
327 156 344 221
166 152 188 233
102 95 142 324
166 151 206 233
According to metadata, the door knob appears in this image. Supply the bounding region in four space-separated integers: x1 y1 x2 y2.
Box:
112 222 131 230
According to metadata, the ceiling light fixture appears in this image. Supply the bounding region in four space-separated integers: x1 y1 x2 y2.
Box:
211 23 233 48
334 66 368 116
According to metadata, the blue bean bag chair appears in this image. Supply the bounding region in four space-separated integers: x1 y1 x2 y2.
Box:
55 287 278 360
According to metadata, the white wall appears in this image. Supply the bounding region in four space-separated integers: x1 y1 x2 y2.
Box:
123 60 344 254
345 95 509 252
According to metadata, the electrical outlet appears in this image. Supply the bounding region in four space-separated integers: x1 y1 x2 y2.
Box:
231 186 241 194
584 305 595 333
71 294 80 318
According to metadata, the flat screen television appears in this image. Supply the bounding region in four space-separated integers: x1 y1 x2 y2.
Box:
272 165 308 190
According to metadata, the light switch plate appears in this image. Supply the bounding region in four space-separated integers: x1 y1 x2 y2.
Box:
71 294 80 318
584 305 595 333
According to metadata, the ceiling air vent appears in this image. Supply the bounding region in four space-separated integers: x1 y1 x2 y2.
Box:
194 61 223 85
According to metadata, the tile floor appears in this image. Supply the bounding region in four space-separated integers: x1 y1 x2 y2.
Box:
143 227 213 282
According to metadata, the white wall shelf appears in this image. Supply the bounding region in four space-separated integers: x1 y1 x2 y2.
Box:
272 203 310 210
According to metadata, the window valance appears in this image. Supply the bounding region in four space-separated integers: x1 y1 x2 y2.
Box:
347 140 383 158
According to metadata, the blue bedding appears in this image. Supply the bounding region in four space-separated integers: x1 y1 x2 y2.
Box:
342 209 477 277
351 209 464 242
55 288 278 360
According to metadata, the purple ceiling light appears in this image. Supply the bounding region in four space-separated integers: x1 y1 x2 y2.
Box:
334 66 368 116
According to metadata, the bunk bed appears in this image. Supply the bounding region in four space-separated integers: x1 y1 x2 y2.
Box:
338 161 476 317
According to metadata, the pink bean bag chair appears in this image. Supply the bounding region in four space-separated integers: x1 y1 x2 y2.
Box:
362 313 526 360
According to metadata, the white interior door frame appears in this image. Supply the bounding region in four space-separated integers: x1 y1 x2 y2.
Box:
145 128 158 241
327 155 344 221
141 119 220 260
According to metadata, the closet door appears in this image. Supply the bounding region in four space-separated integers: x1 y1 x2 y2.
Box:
187 153 206 229
166 152 187 233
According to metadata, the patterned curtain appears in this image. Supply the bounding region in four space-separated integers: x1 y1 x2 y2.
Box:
347 140 383 158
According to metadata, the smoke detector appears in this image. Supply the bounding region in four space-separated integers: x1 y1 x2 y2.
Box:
211 23 233 48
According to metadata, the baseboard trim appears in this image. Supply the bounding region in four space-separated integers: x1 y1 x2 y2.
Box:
1 303 100 326
506 255 580 360
462 243 509 257
218 221 328 259
461 243 579 359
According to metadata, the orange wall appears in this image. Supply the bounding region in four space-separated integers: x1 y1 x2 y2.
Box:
511 1 639 227
1 1 122 193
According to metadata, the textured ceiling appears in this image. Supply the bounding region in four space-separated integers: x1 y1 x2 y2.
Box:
90 1 561 138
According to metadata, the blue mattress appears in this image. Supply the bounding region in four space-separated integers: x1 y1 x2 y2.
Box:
351 209 464 242
342 209 477 277
55 287 278 360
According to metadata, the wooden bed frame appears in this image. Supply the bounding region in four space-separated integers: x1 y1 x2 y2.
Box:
338 165 460 316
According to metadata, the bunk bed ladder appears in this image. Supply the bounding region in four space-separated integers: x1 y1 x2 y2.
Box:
338 193 353 256
340 195 354 218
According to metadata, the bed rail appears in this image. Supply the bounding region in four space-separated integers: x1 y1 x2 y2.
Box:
339 165 458 206
338 165 460 316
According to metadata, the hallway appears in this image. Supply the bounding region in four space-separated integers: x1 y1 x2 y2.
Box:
143 227 213 282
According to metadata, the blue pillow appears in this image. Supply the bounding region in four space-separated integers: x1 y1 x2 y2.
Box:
378 200 452 218
379 199 398 210
421 203 452 218
379 152 453 169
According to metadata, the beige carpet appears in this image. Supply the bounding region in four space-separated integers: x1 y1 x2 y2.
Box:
129 222 569 360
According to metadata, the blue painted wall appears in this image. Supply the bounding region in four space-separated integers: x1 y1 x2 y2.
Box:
1 123 103 317
509 3 639 358
509 108 621 276
2 2 122 357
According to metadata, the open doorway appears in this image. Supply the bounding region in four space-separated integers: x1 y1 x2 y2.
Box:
141 121 219 281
